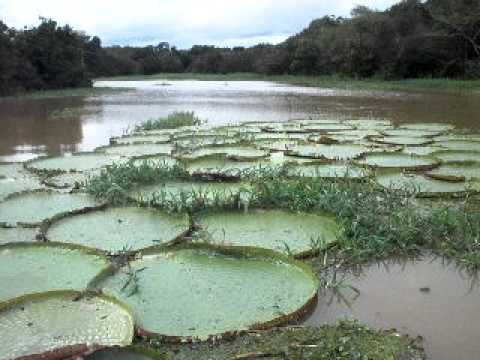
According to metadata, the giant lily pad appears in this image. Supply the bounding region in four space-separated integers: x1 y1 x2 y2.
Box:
432 150 480 163
0 227 38 245
402 146 445 156
0 291 134 360
25 153 124 173
43 172 95 189
132 155 179 168
0 163 28 179
376 172 475 196
0 243 110 302
101 144 173 158
382 129 442 137
0 177 44 201
287 163 367 179
196 209 340 256
111 134 171 145
425 163 480 181
46 207 190 253
434 141 480 152
356 153 439 170
287 144 369 160
372 136 433 146
185 155 269 177
344 119 393 130
94 244 318 340
399 123 455 132
130 181 251 205
181 146 269 161
0 191 100 226
302 124 353 132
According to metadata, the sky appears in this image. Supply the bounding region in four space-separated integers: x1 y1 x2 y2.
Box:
0 0 399 48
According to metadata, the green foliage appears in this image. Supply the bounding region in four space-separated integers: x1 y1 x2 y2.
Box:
136 111 203 131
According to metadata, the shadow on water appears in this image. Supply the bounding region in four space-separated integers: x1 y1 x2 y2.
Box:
303 256 480 360
1 80 479 158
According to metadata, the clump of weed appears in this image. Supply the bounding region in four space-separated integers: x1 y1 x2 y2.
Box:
136 111 203 131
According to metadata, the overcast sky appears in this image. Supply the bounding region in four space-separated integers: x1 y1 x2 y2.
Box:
0 0 399 48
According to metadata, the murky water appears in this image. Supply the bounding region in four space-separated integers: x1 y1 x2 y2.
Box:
1 80 479 160
304 257 480 360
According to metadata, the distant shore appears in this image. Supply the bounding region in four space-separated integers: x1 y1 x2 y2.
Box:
96 72 480 95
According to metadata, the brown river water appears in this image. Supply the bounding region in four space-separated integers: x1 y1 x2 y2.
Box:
0 80 479 359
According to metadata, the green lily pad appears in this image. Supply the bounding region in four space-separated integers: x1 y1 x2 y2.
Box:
95 244 318 340
432 150 480 163
0 243 110 302
402 146 445 156
182 146 268 161
0 163 28 179
46 207 190 253
43 172 96 189
0 291 134 360
0 191 100 226
101 144 174 157
434 141 480 152
175 136 239 148
252 133 308 141
345 119 393 130
425 163 480 181
287 144 369 160
356 153 439 170
256 140 300 152
0 177 44 201
25 153 125 173
302 124 353 132
132 155 179 167
186 155 269 177
399 123 455 132
0 227 38 245
372 136 433 146
112 134 171 145
130 181 251 205
434 134 480 142
286 163 367 179
382 129 443 137
196 209 340 256
376 172 473 196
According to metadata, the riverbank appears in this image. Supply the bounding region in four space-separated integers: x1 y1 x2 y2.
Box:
0 86 132 101
96 72 480 95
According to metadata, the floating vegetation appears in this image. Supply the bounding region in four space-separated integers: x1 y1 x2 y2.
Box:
372 136 434 146
376 171 475 196
382 128 443 137
136 111 202 131
434 140 480 152
42 171 94 189
0 163 27 178
0 191 100 226
0 243 110 302
46 206 190 253
112 134 171 145
100 143 174 158
0 177 44 201
94 244 318 340
0 227 38 245
399 123 455 132
432 150 480 163
287 144 369 160
25 152 125 174
185 154 269 178
402 146 445 156
425 162 480 182
356 153 439 170
286 163 367 179
132 155 179 168
196 209 340 256
0 291 134 360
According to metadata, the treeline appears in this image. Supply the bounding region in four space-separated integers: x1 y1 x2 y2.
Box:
1 0 479 96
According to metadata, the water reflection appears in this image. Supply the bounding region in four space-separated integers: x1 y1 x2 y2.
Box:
0 80 479 158
304 257 480 360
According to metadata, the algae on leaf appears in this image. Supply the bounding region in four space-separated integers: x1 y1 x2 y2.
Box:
46 207 190 252
96 244 318 340
0 291 134 360
0 243 110 302
196 209 340 256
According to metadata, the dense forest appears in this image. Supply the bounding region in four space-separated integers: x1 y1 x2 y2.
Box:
1 0 479 96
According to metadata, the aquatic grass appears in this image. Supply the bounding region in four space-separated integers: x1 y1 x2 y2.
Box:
136 111 203 131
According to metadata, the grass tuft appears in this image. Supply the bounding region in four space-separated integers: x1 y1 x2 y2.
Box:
136 111 203 131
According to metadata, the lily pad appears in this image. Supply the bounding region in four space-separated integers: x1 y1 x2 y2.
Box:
432 150 480 163
402 146 445 156
95 244 318 340
25 153 124 173
345 119 393 130
132 155 179 167
399 123 455 132
356 153 439 170
286 163 367 179
111 134 171 145
382 129 442 137
0 291 134 360
256 140 300 152
185 155 269 177
43 172 96 189
376 172 474 196
0 163 27 179
0 191 100 226
372 136 433 146
0 227 38 245
46 207 190 253
182 146 268 161
287 144 369 160
0 243 110 302
425 163 480 181
302 124 353 132
434 141 480 152
0 177 44 201
101 144 174 158
196 209 340 256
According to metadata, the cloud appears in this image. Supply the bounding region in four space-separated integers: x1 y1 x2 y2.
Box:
0 0 400 47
